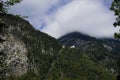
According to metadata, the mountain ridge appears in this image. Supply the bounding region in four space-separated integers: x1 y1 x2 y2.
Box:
0 14 116 80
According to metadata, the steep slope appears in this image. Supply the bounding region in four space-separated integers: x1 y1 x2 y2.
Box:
59 32 120 74
45 47 115 80
0 14 61 80
0 15 116 80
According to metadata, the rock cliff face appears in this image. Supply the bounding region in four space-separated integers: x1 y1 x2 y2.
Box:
0 22 28 79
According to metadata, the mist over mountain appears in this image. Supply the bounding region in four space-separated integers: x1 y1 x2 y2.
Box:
9 0 117 39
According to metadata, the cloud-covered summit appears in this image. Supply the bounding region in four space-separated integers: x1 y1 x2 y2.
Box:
9 0 118 38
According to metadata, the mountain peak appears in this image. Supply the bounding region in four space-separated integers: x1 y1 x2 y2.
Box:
59 31 96 43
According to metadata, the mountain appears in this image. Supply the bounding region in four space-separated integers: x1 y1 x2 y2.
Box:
59 32 120 75
0 14 61 80
0 14 116 80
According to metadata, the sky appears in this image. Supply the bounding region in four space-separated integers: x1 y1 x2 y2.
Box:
9 0 119 39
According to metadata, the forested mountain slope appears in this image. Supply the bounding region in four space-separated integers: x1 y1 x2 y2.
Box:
0 14 115 80
59 32 120 75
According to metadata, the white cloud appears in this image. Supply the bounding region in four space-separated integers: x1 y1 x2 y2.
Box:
42 0 118 38
9 0 60 28
9 0 118 39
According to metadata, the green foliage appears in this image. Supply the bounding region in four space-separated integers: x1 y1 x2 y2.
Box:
0 0 22 13
110 0 120 38
114 33 120 39
111 0 120 27
46 47 116 80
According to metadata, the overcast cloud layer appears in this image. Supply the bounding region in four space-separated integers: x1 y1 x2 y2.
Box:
9 0 118 38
